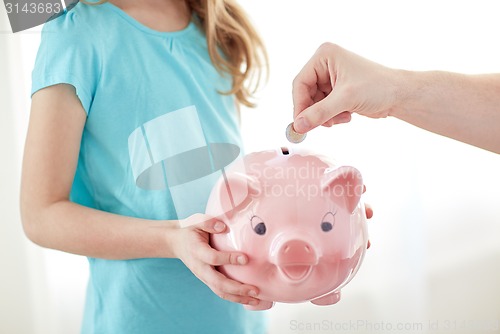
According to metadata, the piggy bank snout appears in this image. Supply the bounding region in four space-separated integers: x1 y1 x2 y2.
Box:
272 239 319 283
278 239 317 264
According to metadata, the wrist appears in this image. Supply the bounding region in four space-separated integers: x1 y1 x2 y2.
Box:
391 70 452 121
159 222 182 259
388 69 416 119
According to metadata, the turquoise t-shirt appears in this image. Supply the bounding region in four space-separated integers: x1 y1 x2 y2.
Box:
31 2 266 333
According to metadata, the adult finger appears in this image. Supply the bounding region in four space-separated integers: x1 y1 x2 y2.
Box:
293 91 347 134
322 111 352 127
292 48 333 119
292 69 318 120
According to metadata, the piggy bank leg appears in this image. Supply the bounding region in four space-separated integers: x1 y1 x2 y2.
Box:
311 291 341 306
244 301 274 311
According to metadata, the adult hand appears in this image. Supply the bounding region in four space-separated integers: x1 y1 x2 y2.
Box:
292 43 401 133
173 213 261 306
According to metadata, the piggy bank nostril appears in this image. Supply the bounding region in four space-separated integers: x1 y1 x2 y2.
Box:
279 240 316 261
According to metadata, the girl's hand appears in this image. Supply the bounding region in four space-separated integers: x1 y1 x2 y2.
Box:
363 185 374 249
173 214 261 307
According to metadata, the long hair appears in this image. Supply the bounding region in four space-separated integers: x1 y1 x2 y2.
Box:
82 0 268 107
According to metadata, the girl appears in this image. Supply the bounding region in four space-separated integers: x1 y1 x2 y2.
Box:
21 0 268 332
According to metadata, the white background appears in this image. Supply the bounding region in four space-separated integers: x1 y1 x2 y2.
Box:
1 1 500 333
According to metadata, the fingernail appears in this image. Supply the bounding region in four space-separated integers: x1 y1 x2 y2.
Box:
286 122 307 144
249 290 258 297
249 300 259 306
214 221 225 232
294 117 310 133
237 255 248 265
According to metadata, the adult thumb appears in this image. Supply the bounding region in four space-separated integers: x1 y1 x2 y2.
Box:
293 92 346 133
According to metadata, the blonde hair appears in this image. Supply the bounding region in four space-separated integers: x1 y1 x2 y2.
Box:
82 0 268 107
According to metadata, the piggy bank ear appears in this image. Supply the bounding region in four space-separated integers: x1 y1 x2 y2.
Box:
213 172 261 218
321 166 363 214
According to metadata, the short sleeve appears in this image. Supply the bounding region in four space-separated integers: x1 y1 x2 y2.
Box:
31 7 101 115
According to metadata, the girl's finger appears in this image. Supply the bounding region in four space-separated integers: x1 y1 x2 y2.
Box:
197 219 227 234
201 266 260 305
196 243 248 266
365 202 374 219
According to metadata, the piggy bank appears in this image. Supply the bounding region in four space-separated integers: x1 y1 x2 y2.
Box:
206 147 368 310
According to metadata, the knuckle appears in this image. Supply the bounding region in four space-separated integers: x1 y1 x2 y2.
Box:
315 103 329 117
206 252 219 265
231 296 245 304
217 291 229 301
318 42 338 54
323 121 334 128
238 287 249 296
318 41 332 51
235 284 251 297
198 216 211 229
291 75 301 88
228 253 239 265
340 84 357 101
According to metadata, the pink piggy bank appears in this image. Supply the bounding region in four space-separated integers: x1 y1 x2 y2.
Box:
207 147 368 310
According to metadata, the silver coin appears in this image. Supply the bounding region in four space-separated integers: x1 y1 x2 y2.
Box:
285 122 307 143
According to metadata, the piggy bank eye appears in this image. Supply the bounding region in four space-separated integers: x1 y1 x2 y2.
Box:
251 216 266 235
321 212 335 232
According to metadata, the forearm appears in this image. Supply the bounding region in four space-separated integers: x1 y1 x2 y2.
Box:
393 70 500 153
22 85 182 260
21 199 179 260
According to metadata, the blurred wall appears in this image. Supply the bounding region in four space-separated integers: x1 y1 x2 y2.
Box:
1 1 499 334
0 10 36 333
